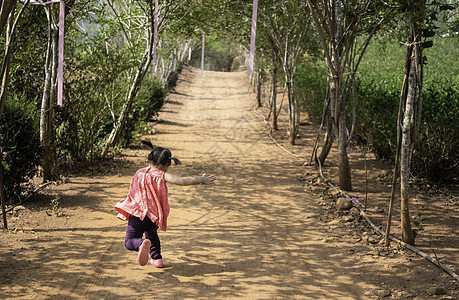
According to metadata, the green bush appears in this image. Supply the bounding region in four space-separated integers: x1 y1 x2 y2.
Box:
167 70 179 91
354 76 400 160
189 38 239 72
354 36 459 186
136 78 166 122
412 82 458 186
296 35 458 186
0 99 42 203
122 78 166 145
296 56 328 120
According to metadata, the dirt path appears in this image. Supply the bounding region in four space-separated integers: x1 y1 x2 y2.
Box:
1 67 457 299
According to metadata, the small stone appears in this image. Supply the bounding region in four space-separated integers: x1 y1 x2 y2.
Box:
350 207 360 215
439 296 455 300
328 219 341 225
427 287 448 296
376 289 391 297
342 215 354 222
329 187 341 196
14 205 26 211
336 198 352 210
368 237 379 244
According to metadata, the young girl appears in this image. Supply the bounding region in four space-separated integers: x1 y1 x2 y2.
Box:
115 144 215 268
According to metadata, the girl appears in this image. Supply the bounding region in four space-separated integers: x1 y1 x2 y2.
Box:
115 144 215 268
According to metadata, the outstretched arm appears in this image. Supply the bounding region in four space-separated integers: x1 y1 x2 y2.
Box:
164 172 216 186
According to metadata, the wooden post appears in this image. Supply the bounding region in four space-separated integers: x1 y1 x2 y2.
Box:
0 147 7 229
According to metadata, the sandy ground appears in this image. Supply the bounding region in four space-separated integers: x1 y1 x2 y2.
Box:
0 67 457 299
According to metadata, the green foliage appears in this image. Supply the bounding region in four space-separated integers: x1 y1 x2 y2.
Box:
296 56 328 121
0 97 41 203
50 194 61 216
412 204 429 234
57 29 132 163
412 82 458 185
3 7 47 109
122 78 166 146
167 71 179 91
353 36 458 186
189 37 240 72
297 35 458 186
138 78 167 121
354 76 401 160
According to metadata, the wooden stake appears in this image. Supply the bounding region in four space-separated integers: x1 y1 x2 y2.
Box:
1 147 7 229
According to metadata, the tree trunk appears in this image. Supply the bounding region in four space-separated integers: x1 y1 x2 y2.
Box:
317 115 333 165
270 64 278 131
399 0 425 246
40 7 56 182
0 0 16 36
256 68 263 108
400 51 416 245
284 61 300 145
103 49 152 155
385 69 408 247
317 69 337 165
337 100 352 190
0 147 7 229
286 77 297 145
0 2 15 118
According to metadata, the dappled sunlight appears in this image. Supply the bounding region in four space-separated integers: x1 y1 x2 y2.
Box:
1 67 456 299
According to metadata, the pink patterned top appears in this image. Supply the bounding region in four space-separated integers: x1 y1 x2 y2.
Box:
114 166 170 231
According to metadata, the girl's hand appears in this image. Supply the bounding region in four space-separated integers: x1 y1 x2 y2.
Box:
201 173 216 185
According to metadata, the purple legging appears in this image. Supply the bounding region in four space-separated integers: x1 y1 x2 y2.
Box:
124 215 162 259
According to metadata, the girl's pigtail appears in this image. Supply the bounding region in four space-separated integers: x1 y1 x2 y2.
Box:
141 140 155 149
171 157 182 165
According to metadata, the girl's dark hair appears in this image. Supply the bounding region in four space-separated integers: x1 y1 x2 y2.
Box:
147 146 181 168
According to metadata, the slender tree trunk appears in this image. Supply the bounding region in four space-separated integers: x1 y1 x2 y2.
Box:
0 5 25 229
0 147 6 229
399 0 425 246
285 66 300 145
270 64 278 131
317 68 337 165
286 76 295 145
0 2 16 118
40 7 55 182
400 53 416 245
0 0 16 36
337 99 352 190
318 117 333 164
385 68 408 247
0 9 16 229
103 49 152 154
103 2 158 155
256 68 263 108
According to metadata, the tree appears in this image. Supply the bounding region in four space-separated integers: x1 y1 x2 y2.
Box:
306 0 388 190
40 3 62 181
0 0 17 35
0 1 26 118
0 1 27 229
103 0 193 154
385 0 448 246
262 1 314 145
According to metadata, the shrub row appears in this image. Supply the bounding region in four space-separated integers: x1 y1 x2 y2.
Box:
0 99 41 204
296 36 458 187
1 75 168 204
